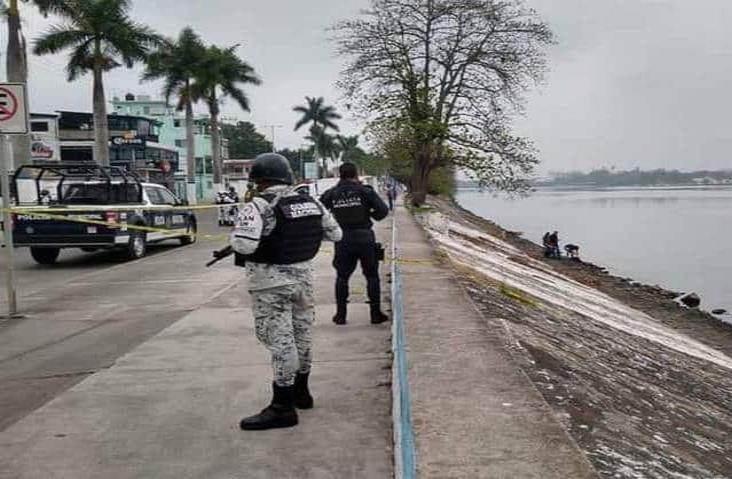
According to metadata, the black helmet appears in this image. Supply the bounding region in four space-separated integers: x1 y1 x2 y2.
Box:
249 153 295 185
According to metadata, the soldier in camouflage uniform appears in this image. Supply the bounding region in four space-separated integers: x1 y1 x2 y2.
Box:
230 153 342 430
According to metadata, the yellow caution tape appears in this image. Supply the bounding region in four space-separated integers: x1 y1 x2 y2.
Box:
7 202 245 214
2 206 435 264
3 207 228 242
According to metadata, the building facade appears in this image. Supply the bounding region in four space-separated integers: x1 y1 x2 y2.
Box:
56 110 180 189
30 113 61 162
111 94 228 201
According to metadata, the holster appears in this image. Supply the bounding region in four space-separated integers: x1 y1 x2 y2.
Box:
234 252 247 268
375 242 385 262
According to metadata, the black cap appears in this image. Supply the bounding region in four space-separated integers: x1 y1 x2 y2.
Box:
249 153 295 185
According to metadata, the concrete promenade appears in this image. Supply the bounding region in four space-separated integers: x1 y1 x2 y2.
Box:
1 202 600 479
395 205 597 478
0 223 393 478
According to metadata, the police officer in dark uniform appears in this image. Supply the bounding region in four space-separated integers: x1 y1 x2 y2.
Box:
320 162 390 325
230 153 341 430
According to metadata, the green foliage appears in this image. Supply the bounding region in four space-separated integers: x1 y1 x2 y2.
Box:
293 96 341 132
541 168 732 187
426 165 456 197
141 27 206 110
368 119 455 196
333 0 553 204
33 0 163 81
21 0 69 16
190 44 260 114
222 121 272 159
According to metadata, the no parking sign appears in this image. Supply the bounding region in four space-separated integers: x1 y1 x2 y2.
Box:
0 83 29 135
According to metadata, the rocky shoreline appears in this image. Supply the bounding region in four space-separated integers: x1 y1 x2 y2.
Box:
413 196 732 479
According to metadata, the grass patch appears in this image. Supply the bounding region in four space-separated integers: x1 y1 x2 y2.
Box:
500 283 539 307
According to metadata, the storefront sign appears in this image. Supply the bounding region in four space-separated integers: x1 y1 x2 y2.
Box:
31 135 59 160
110 135 145 147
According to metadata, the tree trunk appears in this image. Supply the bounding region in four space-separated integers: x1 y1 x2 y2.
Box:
6 0 30 170
92 63 110 166
184 91 197 205
409 149 432 206
209 92 223 188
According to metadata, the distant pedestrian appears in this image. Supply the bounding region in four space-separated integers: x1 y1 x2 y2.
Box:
387 183 398 211
543 231 561 258
230 153 342 431
320 162 390 325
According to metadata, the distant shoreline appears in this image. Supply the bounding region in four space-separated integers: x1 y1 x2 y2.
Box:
457 184 732 192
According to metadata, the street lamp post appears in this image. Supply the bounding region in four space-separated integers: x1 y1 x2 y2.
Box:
263 124 283 152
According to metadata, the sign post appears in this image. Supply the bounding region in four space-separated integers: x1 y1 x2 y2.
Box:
303 162 318 180
0 83 29 319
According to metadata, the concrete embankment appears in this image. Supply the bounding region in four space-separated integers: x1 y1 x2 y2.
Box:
394 205 597 478
412 198 732 479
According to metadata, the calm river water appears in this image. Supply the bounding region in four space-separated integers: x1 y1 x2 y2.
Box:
457 187 732 312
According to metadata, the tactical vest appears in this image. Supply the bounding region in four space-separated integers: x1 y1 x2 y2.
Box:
241 193 324 265
330 187 370 229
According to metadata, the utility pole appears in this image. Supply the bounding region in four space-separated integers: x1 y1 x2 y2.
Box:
263 124 283 152
0 134 19 318
0 83 29 319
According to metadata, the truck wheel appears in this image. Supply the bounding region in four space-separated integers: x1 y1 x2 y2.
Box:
30 247 60 265
180 221 197 245
125 232 147 260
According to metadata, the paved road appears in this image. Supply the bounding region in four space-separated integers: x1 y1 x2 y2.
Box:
0 209 241 431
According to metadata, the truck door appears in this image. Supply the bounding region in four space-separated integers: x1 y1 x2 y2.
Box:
157 187 188 231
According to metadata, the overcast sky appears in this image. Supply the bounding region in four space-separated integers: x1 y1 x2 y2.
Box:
7 0 732 172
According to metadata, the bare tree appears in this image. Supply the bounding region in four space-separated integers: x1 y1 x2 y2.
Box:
333 0 553 205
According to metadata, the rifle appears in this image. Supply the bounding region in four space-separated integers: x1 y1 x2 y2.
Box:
206 183 258 268
206 245 233 267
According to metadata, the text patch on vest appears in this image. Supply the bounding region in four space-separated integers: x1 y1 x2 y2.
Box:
333 196 363 209
280 201 322 219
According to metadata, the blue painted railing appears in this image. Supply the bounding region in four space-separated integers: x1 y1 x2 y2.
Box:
391 212 416 479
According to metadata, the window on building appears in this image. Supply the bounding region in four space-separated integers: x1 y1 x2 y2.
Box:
205 156 213 174
175 139 184 148
173 119 181 128
195 157 204 174
31 121 49 132
143 106 150 115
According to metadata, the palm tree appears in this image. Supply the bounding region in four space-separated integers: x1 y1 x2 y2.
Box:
293 96 341 132
33 0 161 166
6 0 69 168
142 27 206 204
306 125 340 175
293 97 341 175
191 44 260 187
337 135 360 162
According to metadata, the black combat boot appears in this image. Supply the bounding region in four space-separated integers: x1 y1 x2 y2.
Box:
332 302 347 325
370 305 390 325
294 372 314 409
240 383 298 431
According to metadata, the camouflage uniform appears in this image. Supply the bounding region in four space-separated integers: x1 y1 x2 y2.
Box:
231 185 342 387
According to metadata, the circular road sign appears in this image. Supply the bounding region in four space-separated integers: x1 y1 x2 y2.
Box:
0 87 19 122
